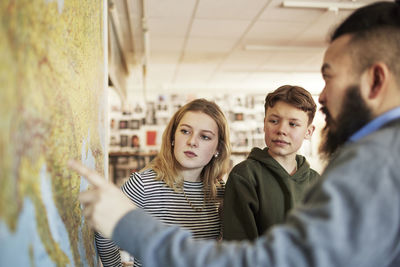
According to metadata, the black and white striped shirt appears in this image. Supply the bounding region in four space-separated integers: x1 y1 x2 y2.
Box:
95 169 224 267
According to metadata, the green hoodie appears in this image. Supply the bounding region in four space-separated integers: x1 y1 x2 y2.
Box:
222 147 320 241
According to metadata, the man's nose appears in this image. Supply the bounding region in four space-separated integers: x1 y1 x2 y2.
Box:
319 87 326 105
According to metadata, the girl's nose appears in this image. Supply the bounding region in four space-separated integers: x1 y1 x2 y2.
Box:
187 135 198 147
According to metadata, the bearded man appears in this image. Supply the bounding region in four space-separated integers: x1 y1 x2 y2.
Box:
71 1 400 267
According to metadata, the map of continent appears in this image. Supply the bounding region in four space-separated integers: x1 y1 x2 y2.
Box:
0 0 106 266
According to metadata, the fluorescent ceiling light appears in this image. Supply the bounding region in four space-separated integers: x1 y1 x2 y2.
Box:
282 1 365 11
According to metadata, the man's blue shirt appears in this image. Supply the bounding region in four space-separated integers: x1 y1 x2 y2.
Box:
349 106 400 142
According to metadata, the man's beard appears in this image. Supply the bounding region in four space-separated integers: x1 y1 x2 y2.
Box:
319 85 373 160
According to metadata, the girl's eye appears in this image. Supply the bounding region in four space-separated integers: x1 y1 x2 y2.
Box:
180 129 190 134
269 119 278 124
201 135 211 140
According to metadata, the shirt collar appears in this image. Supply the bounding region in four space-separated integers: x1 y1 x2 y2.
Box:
349 106 400 142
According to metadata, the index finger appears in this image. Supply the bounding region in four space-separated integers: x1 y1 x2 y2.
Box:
68 160 107 188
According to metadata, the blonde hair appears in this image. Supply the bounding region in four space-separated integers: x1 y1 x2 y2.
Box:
146 98 231 201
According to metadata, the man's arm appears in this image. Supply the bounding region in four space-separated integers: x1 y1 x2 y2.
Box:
113 208 269 267
111 142 400 267
70 137 400 267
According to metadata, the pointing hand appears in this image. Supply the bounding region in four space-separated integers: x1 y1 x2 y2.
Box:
68 160 137 238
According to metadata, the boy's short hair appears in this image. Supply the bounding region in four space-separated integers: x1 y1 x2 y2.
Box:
264 85 317 125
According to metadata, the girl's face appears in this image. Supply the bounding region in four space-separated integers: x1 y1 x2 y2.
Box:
173 111 219 179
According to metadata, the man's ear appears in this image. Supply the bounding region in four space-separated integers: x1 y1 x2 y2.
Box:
304 124 315 140
367 63 389 99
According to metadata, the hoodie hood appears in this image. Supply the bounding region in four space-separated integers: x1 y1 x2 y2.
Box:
247 147 311 183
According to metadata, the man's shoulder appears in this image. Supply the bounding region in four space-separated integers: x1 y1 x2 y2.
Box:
326 122 400 176
349 120 400 156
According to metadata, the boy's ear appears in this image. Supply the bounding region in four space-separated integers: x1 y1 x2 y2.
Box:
304 124 315 140
263 116 267 132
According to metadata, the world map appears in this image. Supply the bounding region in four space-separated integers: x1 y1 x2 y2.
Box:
0 0 106 266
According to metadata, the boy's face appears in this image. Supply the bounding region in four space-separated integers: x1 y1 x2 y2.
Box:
264 101 314 160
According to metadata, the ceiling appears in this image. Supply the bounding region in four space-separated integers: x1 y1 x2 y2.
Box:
108 0 379 97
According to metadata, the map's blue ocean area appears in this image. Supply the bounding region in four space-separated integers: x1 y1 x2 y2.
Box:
0 165 73 266
0 134 99 266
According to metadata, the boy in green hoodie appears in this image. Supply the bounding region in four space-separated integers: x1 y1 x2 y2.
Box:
222 85 320 241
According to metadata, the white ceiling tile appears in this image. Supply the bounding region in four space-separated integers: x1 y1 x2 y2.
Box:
245 20 309 45
185 38 236 52
259 51 321 71
174 74 211 84
181 52 225 64
114 0 371 95
208 72 249 84
196 0 269 19
149 52 181 65
148 18 190 37
243 72 316 91
261 61 300 72
146 75 174 86
174 63 217 84
147 64 175 80
146 0 197 18
178 64 215 74
149 37 185 53
222 50 272 70
294 10 353 45
190 19 251 39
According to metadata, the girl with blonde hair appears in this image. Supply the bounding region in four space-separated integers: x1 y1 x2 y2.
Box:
96 98 231 267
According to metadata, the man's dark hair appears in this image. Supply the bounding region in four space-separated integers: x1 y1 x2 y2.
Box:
330 1 400 79
331 1 400 41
